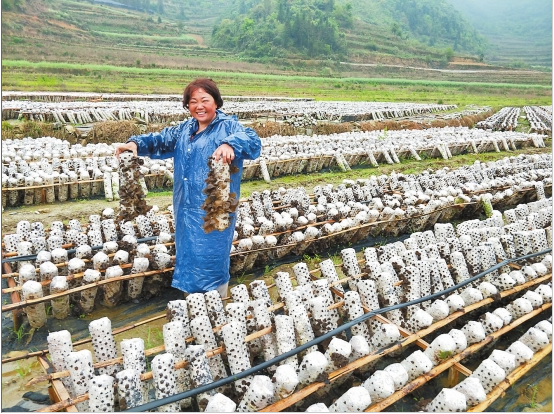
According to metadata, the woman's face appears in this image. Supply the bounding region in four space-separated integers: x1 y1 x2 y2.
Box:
188 88 217 128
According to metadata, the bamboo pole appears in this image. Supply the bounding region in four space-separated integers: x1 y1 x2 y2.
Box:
36 394 88 413
2 267 175 312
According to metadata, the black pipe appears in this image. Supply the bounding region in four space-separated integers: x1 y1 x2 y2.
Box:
125 247 552 412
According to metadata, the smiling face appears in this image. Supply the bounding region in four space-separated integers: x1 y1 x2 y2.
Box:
188 88 218 130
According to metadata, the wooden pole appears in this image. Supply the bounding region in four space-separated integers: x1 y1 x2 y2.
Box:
36 355 78 412
2 313 167 364
2 267 175 312
2 260 23 330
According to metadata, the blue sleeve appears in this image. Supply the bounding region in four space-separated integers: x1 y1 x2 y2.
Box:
215 120 262 161
127 123 185 160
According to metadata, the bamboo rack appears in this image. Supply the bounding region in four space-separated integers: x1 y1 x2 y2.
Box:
20 256 553 412
365 303 552 412
257 273 553 411
2 173 170 192
1 266 175 312
467 343 553 412
2 242 174 278
259 302 552 413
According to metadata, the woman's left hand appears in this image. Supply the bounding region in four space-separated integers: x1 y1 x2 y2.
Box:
212 143 235 164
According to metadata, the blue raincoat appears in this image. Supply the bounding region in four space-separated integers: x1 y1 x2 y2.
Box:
128 110 261 293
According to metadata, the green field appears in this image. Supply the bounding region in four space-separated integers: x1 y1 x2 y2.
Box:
2 60 551 106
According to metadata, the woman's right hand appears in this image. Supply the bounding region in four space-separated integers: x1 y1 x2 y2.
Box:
115 141 138 160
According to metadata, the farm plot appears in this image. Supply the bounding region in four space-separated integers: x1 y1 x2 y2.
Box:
10 196 552 412
231 153 552 273
2 153 551 324
1 91 314 103
524 106 552 135
2 128 548 206
475 107 520 132
1 100 455 123
243 127 547 181
1 94 552 412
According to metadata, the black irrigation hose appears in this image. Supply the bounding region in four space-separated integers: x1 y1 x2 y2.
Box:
125 247 552 412
1 235 171 264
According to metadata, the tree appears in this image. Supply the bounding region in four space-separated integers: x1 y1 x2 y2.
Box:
444 47 454 61
2 0 24 10
391 22 403 37
212 0 350 58
157 0 164 14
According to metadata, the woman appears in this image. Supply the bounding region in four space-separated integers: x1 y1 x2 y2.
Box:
115 78 261 297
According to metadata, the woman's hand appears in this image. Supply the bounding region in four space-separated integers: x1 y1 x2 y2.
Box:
212 143 235 164
115 142 138 160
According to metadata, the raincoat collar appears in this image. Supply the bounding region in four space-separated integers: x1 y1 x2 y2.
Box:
189 109 235 133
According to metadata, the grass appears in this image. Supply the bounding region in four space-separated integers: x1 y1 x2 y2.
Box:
145 327 164 349
236 271 249 284
93 31 198 43
15 361 38 379
438 350 453 360
2 60 552 107
303 253 322 269
8 324 29 343
525 384 539 408
146 190 173 198
328 253 342 265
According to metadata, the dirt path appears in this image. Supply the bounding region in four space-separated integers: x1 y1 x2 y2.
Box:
188 34 205 46
339 61 548 74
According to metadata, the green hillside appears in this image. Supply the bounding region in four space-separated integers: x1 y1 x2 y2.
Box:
1 0 551 85
2 0 486 67
448 0 552 69
210 0 487 63
345 0 487 54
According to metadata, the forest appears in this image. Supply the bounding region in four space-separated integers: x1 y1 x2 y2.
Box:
210 0 487 59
